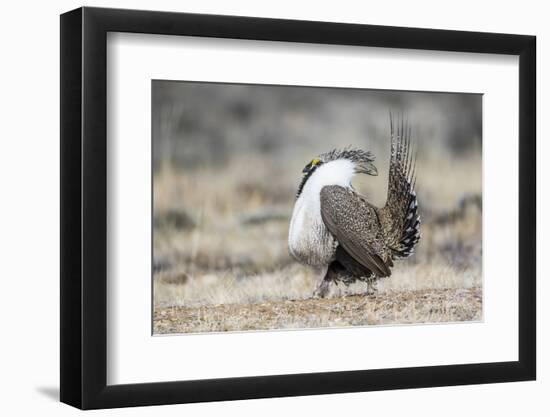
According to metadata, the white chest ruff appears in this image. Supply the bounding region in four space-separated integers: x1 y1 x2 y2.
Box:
288 196 336 267
288 159 355 267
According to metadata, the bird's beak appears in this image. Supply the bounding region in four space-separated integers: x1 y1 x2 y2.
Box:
369 165 379 176
302 165 310 173
356 162 378 176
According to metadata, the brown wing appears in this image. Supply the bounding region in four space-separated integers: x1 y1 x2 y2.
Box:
320 185 392 277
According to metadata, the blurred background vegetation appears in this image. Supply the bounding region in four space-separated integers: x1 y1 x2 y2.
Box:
153 82 481 172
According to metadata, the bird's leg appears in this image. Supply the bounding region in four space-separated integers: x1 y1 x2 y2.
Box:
313 278 331 298
365 276 378 296
313 263 339 298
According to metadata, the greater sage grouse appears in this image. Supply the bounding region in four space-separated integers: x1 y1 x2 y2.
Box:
288 116 420 297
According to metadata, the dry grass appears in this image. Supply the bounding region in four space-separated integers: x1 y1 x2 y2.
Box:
153 152 482 334
154 261 481 309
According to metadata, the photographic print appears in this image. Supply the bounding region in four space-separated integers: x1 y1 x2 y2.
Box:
152 81 482 335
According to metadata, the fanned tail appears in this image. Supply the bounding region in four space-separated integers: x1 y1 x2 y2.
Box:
383 113 421 259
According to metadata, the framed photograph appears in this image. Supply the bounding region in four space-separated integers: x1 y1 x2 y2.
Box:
60 6 536 409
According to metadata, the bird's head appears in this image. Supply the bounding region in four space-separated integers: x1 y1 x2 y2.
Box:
296 148 377 198
301 148 378 176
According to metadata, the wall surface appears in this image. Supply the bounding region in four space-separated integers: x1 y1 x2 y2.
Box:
0 0 545 415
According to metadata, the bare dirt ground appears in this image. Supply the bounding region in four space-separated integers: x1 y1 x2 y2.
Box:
154 287 482 334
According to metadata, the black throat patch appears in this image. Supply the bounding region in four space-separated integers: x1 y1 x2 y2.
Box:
296 165 320 199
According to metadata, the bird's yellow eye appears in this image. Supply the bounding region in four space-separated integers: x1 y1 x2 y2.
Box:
302 158 321 173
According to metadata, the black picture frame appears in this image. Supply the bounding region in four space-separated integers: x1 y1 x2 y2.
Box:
60 6 536 410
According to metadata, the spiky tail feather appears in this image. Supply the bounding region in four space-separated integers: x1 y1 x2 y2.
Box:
381 113 421 259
